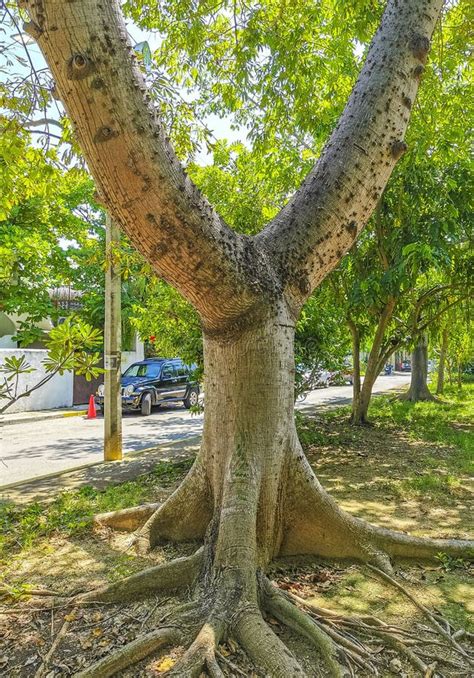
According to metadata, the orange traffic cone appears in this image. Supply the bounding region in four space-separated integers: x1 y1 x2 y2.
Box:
87 394 97 419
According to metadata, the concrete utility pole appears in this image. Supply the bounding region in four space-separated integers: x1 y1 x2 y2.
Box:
104 213 122 461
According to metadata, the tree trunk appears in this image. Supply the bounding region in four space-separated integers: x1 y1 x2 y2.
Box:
403 335 435 402
457 361 463 390
348 319 362 420
350 299 396 425
23 1 470 674
78 304 470 677
436 327 448 395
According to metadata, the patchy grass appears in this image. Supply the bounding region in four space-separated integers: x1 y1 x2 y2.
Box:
370 383 474 475
297 384 473 537
0 458 193 557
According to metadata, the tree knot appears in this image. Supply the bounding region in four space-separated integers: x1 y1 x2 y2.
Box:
94 126 119 143
391 140 408 160
412 64 425 81
67 53 96 80
409 33 430 62
345 221 357 237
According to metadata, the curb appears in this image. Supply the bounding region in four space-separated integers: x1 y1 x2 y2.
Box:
0 409 87 427
0 435 202 494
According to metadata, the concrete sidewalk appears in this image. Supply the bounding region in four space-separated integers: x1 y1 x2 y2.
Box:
1 404 87 427
0 436 200 506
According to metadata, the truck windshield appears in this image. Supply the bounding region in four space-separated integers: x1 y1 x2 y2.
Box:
123 363 161 378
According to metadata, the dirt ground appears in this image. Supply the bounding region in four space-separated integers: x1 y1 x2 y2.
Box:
1 410 472 677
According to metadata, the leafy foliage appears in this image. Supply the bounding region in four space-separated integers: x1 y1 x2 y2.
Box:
0 317 103 413
0 128 96 333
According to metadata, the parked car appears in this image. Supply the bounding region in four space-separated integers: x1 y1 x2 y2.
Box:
400 360 411 372
95 358 199 415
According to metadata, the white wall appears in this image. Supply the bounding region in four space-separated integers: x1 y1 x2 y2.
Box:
121 340 145 372
0 349 73 414
0 339 146 413
0 335 16 349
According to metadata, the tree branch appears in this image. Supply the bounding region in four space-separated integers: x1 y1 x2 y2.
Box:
257 0 444 307
23 0 271 330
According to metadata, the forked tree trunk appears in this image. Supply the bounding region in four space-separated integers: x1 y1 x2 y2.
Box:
23 1 471 675
403 334 435 402
436 327 448 395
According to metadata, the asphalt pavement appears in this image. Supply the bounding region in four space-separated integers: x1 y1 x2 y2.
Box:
0 374 410 488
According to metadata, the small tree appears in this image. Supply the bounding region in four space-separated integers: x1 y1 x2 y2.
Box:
0 317 102 414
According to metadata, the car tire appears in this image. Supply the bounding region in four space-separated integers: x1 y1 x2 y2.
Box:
183 387 199 409
140 393 152 416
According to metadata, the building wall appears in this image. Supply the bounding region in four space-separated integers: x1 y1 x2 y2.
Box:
0 349 73 413
122 341 145 372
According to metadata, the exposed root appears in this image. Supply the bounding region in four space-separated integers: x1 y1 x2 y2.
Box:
283 443 474 568
93 503 161 532
233 604 306 676
356 615 428 673
30 433 471 677
367 564 474 663
206 654 226 678
74 548 204 605
282 581 473 675
0 585 64 599
19 550 472 677
216 649 248 676
398 390 438 403
367 523 473 562
34 617 70 678
167 618 225 677
285 592 376 664
133 461 212 554
261 575 346 677
75 626 181 678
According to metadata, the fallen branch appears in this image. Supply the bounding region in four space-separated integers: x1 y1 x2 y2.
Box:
34 618 70 678
75 626 181 678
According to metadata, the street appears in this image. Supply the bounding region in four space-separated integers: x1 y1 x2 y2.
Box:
0 374 410 487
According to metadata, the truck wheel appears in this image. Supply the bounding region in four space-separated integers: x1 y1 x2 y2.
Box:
141 393 152 416
183 388 199 409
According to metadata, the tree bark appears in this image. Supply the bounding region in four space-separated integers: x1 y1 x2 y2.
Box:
402 334 435 402
350 298 396 424
436 327 448 395
348 318 362 418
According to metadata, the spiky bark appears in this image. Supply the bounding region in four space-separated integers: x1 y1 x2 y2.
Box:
23 0 472 674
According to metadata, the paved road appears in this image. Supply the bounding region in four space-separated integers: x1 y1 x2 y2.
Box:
0 374 410 487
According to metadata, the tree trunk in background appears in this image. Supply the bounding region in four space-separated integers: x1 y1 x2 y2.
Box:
348 319 362 417
436 327 448 395
351 299 396 424
403 334 435 402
